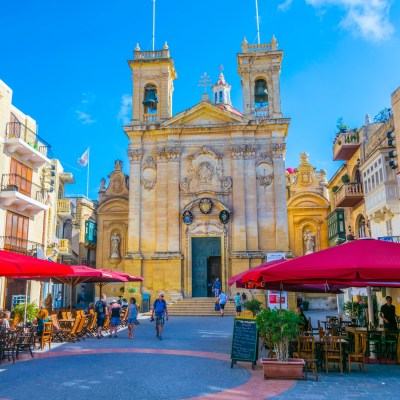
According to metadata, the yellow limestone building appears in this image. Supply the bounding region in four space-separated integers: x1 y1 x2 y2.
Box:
97 37 290 300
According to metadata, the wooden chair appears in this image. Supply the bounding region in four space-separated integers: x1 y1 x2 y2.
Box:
61 311 68 319
318 327 326 340
102 315 111 332
63 316 81 342
75 315 88 339
88 313 97 336
120 308 129 327
10 315 20 330
41 322 53 350
322 336 343 374
66 312 72 319
294 335 318 381
50 314 65 342
1 331 18 363
348 333 366 373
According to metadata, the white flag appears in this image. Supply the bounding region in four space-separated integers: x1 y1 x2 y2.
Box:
78 148 89 167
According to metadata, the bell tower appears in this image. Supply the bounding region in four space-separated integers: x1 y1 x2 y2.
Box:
212 66 231 106
237 35 283 119
128 42 177 125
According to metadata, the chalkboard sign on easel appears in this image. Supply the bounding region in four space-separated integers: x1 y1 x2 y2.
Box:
231 318 259 369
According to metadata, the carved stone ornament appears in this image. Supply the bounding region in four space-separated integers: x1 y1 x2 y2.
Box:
219 210 230 224
271 143 286 158
128 148 143 164
256 153 274 187
157 146 181 163
199 198 213 214
180 146 232 193
229 144 257 159
141 156 157 190
104 160 129 197
297 152 318 187
111 175 124 194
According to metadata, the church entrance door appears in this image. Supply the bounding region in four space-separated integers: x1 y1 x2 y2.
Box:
191 237 221 297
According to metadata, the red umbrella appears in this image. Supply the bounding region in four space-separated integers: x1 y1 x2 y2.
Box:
242 239 400 285
91 269 143 296
228 259 285 288
0 249 73 277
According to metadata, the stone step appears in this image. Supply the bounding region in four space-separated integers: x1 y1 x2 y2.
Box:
167 297 237 316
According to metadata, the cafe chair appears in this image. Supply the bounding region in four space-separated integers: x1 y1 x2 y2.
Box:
366 331 382 364
294 335 318 381
348 333 366 373
41 322 53 351
382 332 399 364
322 336 343 374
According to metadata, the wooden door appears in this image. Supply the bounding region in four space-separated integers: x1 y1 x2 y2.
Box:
10 158 33 196
5 211 29 253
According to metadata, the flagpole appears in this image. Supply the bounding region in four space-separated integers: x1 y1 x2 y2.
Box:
86 148 90 198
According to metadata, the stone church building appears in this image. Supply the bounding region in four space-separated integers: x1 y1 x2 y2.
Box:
96 37 291 300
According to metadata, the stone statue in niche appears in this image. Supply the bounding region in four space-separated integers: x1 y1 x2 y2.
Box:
110 232 121 259
303 230 315 255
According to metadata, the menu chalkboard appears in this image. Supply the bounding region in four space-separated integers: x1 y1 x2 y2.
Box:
231 318 258 369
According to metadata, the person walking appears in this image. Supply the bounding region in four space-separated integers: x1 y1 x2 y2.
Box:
151 292 168 340
127 297 139 339
234 292 242 316
109 299 122 338
95 294 108 339
213 277 222 297
218 290 228 317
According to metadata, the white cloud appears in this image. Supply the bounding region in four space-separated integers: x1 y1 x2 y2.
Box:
76 110 96 125
117 94 132 126
278 0 293 11
278 0 394 42
81 92 95 104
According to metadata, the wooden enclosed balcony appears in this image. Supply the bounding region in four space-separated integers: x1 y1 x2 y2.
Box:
58 239 72 255
333 131 360 161
57 199 75 219
334 182 364 207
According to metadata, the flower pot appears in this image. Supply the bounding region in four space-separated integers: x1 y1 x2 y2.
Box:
261 358 305 380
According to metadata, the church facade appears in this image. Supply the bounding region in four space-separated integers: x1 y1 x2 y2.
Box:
97 37 290 300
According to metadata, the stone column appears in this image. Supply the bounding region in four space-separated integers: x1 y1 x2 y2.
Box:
167 147 181 252
156 148 168 252
244 145 259 250
127 148 143 254
272 142 289 251
230 145 247 251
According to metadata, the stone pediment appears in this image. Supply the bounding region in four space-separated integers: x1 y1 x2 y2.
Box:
161 102 244 127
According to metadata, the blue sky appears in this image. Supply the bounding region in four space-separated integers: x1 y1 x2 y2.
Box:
1 0 400 198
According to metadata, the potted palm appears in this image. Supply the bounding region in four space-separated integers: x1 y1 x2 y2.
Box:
256 308 305 379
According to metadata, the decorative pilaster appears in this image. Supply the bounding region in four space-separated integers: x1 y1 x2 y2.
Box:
127 148 143 255
166 147 181 252
271 142 289 251
155 147 169 252
229 144 247 251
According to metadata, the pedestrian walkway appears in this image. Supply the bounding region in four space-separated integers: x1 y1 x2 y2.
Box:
0 316 399 399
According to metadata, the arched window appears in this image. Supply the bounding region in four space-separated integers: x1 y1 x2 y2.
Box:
215 93 218 103
254 79 268 108
219 91 223 103
357 215 366 238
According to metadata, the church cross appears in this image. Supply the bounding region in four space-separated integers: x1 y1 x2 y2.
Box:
198 72 212 94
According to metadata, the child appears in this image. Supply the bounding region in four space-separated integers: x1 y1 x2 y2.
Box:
127 297 139 339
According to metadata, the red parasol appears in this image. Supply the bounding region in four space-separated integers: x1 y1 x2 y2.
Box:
242 239 400 285
0 249 73 277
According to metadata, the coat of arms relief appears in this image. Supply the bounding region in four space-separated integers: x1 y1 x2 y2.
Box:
180 146 232 194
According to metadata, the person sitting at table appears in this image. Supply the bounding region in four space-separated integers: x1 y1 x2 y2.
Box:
1 311 11 332
296 307 309 332
36 309 50 336
379 296 398 331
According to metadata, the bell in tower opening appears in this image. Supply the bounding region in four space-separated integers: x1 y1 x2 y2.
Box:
254 79 268 108
143 85 158 114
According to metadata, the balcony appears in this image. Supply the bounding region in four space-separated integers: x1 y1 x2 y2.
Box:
253 107 269 120
334 182 364 208
143 113 158 124
0 174 49 216
0 236 44 257
57 199 75 219
5 122 52 167
58 239 72 255
365 182 400 217
333 130 360 161
81 259 96 268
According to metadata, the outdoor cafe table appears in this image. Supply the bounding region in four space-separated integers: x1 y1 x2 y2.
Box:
345 327 367 354
58 319 75 329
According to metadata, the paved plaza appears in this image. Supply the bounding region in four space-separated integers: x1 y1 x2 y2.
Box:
0 315 399 399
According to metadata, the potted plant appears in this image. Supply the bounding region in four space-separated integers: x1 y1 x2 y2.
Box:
243 299 262 315
256 308 305 379
332 185 339 193
12 302 38 324
126 286 137 294
341 174 350 183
